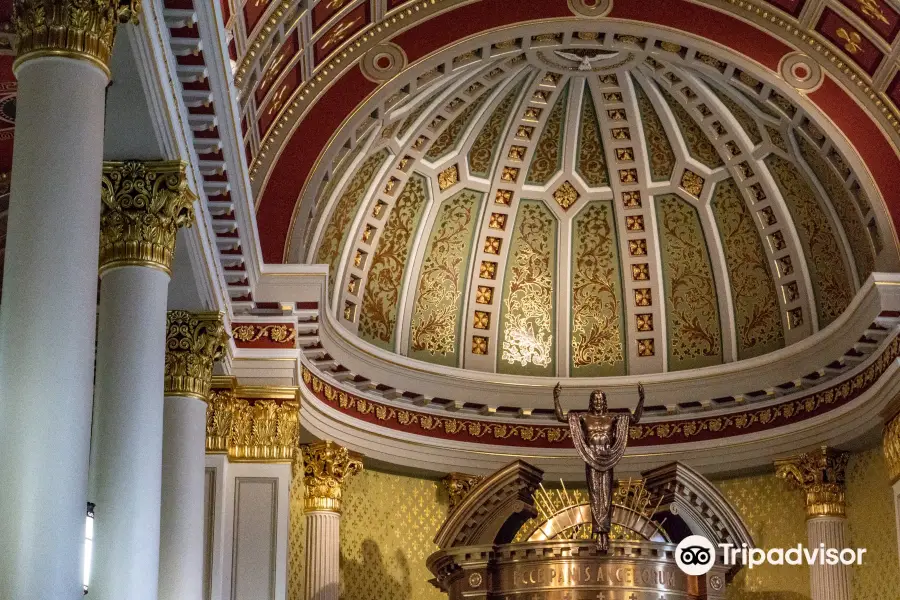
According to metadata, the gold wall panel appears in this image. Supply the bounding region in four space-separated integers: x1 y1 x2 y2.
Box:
408 189 483 366
706 85 763 145
468 76 527 178
656 194 723 370
425 86 495 161
570 201 626 376
499 200 557 376
715 473 812 599
632 78 676 182
316 149 391 299
525 81 568 185
659 86 724 169
340 470 448 600
764 154 853 327
711 178 784 359
846 448 900 599
287 461 305 600
796 136 874 283
359 174 429 349
576 86 610 188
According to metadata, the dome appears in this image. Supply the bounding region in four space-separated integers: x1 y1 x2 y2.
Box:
299 29 886 378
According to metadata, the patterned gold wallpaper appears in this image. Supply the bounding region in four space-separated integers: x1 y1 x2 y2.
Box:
286 448 899 600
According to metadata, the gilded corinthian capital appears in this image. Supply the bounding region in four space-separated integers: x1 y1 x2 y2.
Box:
99 161 196 275
14 0 141 77
775 446 849 518
164 311 229 401
300 441 362 513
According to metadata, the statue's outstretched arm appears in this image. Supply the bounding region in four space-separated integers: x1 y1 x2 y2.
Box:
631 383 645 425
553 382 566 423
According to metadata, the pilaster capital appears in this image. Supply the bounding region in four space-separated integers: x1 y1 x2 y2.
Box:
13 0 141 77
99 161 196 275
300 441 362 514
442 472 484 511
164 310 228 401
883 411 900 484
775 446 849 518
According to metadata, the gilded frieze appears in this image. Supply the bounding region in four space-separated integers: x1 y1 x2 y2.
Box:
468 78 526 178
632 78 675 182
796 136 874 283
408 189 483 366
359 174 429 349
706 85 763 145
656 194 722 370
425 86 495 161
576 87 610 187
571 201 626 376
658 86 724 168
316 149 391 299
498 201 557 375
525 82 569 185
764 154 853 326
711 179 784 359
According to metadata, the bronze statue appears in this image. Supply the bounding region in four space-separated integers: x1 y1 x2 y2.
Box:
553 383 645 551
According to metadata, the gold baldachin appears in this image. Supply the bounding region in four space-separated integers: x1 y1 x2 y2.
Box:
100 161 196 275
13 0 141 77
300 440 362 513
775 446 849 518
206 383 301 462
164 310 229 400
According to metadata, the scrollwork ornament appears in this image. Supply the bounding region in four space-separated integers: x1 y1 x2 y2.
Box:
300 440 363 513
164 310 229 401
99 161 196 275
13 0 141 77
442 472 484 510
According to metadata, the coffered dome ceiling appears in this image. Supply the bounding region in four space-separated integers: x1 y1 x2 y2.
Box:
300 31 888 378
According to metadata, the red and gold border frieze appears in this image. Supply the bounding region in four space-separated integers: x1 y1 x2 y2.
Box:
301 335 900 447
231 322 297 348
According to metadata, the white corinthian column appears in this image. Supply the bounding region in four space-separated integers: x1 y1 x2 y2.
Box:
0 3 138 599
88 161 196 600
159 311 228 600
301 441 363 600
776 447 851 600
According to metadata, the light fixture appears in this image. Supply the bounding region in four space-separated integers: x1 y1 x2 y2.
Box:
83 502 94 595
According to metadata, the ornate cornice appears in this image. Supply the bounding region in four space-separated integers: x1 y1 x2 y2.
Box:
300 440 362 513
164 310 229 401
442 473 485 511
13 0 141 77
206 384 301 462
99 161 196 275
775 446 849 519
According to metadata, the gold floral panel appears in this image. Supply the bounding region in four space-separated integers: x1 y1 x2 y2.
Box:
764 154 854 327
525 81 569 185
316 149 391 299
656 194 723 370
705 85 763 145
576 86 609 187
796 136 874 283
468 76 527 178
571 201 626 376
358 174 429 350
658 86 724 169
408 189 483 367
498 200 557 376
632 78 676 182
425 85 496 161
711 179 784 359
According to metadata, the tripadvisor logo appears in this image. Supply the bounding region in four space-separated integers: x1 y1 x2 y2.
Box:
675 536 867 575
